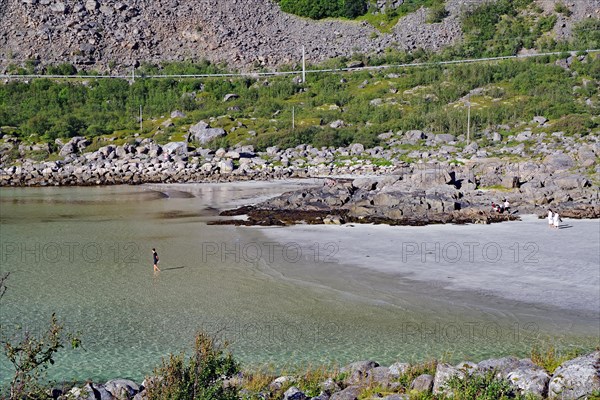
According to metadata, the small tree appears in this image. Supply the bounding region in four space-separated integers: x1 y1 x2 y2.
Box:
0 273 81 399
146 331 240 400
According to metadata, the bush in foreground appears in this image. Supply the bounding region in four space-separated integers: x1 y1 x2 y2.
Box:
145 332 239 400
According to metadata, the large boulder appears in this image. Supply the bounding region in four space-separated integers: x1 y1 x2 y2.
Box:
352 177 379 191
223 93 239 102
59 142 77 157
365 366 396 389
478 357 521 377
188 121 226 144
68 383 97 400
410 374 434 393
320 377 341 394
372 192 400 207
104 379 140 398
330 385 362 400
170 110 186 118
553 174 590 190
340 360 379 385
388 362 411 377
350 143 364 155
432 363 463 394
404 130 427 144
543 153 574 171
548 352 600 399
91 384 115 400
269 376 295 392
515 131 533 142
433 134 456 144
163 142 188 156
501 175 520 189
507 362 550 398
576 146 597 167
408 167 454 187
330 120 345 129
283 386 307 400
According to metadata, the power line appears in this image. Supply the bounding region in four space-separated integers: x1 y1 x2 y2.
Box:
0 49 598 81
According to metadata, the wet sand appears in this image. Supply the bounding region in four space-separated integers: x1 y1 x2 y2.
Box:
257 215 600 317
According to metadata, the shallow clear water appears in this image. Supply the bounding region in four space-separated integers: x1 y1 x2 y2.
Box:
0 184 598 385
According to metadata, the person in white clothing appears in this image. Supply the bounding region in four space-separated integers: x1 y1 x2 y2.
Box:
547 209 553 227
553 211 561 229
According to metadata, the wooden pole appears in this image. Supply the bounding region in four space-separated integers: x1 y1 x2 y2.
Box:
302 46 306 83
467 93 471 146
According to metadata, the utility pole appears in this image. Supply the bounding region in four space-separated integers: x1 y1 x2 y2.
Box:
139 105 143 132
466 93 471 146
302 45 306 83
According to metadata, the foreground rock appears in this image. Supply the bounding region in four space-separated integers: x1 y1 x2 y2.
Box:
548 351 600 399
60 352 600 400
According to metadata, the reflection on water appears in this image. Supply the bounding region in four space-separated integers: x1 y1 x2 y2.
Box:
0 183 597 384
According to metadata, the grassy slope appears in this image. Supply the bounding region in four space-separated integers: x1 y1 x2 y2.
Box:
0 1 599 165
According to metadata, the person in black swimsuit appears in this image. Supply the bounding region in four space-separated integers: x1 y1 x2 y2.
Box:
152 248 161 272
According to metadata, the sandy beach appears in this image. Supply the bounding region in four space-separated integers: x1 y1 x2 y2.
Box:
257 215 600 315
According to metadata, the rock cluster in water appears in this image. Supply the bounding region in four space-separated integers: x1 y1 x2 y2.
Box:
58 351 600 400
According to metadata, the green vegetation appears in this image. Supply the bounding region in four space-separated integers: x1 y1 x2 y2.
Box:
1 307 596 400
0 273 82 400
2 48 598 156
426 3 449 24
443 371 518 400
452 0 556 58
146 332 239 400
574 18 600 50
275 0 367 19
554 2 572 16
1 1 599 161
271 0 448 33
359 0 446 33
530 345 583 374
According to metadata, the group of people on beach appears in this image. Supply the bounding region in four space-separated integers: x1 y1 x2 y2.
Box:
547 209 562 229
491 199 510 213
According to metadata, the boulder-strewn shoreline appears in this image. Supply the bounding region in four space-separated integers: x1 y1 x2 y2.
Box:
57 351 600 400
1 128 599 226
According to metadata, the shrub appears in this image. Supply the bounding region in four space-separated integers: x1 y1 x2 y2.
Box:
0 274 82 400
146 331 239 400
278 0 367 19
445 371 520 400
554 2 572 16
45 63 77 75
530 345 584 374
573 18 600 50
426 3 449 23
550 114 597 136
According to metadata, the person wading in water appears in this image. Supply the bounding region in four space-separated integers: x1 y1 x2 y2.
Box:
152 248 161 272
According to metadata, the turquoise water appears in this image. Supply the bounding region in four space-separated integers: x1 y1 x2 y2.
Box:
0 184 598 385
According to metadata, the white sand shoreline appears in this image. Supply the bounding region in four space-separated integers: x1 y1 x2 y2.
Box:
257 215 600 314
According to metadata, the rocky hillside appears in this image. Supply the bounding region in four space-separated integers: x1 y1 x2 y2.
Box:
0 0 598 72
